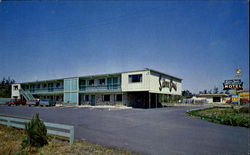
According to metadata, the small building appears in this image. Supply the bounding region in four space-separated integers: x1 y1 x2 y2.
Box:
11 68 182 108
195 94 228 103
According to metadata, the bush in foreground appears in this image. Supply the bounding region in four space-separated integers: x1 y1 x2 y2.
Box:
21 113 48 148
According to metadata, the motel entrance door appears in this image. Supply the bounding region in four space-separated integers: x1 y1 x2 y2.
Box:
91 95 96 106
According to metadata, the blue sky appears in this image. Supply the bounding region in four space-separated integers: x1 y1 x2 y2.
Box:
0 1 248 93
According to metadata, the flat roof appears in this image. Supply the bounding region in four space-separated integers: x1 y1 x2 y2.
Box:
197 94 228 97
18 68 182 84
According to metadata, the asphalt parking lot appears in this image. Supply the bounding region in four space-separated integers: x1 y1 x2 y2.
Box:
0 105 249 155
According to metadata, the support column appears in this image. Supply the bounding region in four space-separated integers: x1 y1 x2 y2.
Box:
149 92 151 109
122 92 124 105
156 94 157 108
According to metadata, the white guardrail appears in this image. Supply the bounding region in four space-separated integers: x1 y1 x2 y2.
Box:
0 115 74 144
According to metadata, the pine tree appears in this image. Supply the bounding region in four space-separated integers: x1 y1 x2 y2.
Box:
21 113 48 148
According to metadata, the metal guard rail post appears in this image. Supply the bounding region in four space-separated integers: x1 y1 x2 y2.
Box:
0 115 74 144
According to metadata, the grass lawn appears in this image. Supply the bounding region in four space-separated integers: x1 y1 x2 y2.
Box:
187 107 250 128
0 125 137 155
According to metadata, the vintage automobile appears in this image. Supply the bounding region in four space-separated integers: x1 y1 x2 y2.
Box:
26 99 39 106
39 99 56 107
5 99 26 106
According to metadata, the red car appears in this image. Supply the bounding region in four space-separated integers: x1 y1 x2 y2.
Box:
6 99 26 106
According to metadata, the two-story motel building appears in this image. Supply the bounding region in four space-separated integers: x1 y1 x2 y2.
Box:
11 69 182 108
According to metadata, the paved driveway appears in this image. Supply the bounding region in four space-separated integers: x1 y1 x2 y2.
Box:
0 105 248 155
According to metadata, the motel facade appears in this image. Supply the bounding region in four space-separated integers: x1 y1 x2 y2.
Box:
11 69 182 108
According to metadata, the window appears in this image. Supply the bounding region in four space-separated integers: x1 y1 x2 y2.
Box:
103 95 110 101
85 95 89 101
80 80 86 90
80 80 86 86
56 83 60 88
116 94 122 102
43 84 47 88
99 78 105 85
48 83 53 92
88 80 94 86
129 74 142 83
13 85 18 90
30 85 35 92
36 84 40 89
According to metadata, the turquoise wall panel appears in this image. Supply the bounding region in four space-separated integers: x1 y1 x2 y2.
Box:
70 93 78 103
71 79 77 91
64 92 70 103
64 80 71 91
64 78 79 104
64 92 78 103
64 78 78 91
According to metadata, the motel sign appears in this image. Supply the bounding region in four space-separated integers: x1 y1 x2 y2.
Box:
223 79 243 90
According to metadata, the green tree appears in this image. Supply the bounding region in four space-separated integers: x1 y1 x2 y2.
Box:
21 113 48 148
203 90 207 94
0 77 15 98
182 90 193 98
213 86 219 94
208 90 212 94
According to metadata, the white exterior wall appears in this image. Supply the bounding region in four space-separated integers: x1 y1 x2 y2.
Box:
121 71 150 92
149 72 182 95
195 96 227 103
11 84 21 99
121 70 182 95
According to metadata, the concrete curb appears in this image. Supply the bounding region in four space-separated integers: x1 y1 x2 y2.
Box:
55 104 132 110
186 106 213 113
186 105 232 113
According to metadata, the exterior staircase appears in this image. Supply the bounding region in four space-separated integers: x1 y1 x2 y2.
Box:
19 89 36 101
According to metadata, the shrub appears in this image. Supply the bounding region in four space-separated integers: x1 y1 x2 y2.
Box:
21 113 48 148
239 107 249 113
187 107 250 128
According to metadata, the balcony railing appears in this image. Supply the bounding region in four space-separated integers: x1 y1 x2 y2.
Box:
23 84 121 93
23 87 64 94
79 84 121 92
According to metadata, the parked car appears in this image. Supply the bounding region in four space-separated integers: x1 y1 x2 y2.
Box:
26 100 39 106
5 99 26 106
39 99 56 107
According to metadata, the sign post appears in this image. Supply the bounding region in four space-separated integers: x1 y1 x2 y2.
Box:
235 69 241 105
223 68 243 105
